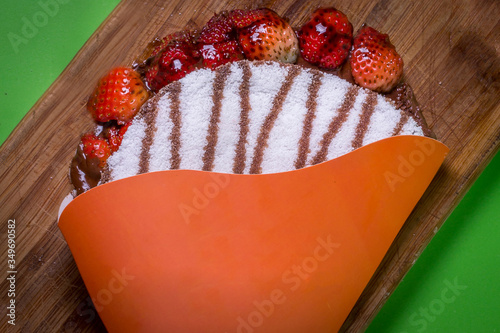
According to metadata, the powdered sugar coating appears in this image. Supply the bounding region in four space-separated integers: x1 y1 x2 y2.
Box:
243 63 288 173
400 117 424 136
107 118 146 180
178 68 216 170
261 70 313 173
363 96 403 146
148 97 174 172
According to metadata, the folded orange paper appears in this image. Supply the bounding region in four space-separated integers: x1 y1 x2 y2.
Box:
59 135 448 333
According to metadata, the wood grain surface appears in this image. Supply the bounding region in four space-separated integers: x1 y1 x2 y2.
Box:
0 0 498 332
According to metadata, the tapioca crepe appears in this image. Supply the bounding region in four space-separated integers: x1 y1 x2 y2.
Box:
101 60 427 183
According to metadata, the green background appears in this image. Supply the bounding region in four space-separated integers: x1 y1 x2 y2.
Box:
1 1 498 332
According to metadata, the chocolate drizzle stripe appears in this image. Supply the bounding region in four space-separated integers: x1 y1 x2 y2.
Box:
138 105 160 174
232 62 252 174
352 92 378 149
294 71 323 169
249 66 302 174
168 82 182 169
202 66 230 171
311 85 360 165
393 112 409 135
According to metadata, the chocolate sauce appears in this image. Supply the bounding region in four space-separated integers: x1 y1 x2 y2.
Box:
249 65 301 174
311 85 360 165
69 123 115 195
353 92 378 149
202 65 231 171
70 144 102 195
232 61 252 174
385 83 435 138
295 71 323 169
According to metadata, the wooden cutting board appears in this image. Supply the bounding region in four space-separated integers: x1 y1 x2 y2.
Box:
0 0 498 332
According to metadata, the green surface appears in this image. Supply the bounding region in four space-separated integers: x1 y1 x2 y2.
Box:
1 1 499 332
367 151 500 332
0 0 121 145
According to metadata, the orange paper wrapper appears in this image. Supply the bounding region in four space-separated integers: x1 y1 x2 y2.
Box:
59 135 448 332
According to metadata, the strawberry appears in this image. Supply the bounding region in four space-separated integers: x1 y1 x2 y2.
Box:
87 67 149 124
144 32 201 92
80 133 112 167
350 26 404 92
150 31 195 58
201 40 244 69
235 8 299 63
200 12 234 44
104 122 131 152
297 8 353 69
228 9 268 29
198 12 244 69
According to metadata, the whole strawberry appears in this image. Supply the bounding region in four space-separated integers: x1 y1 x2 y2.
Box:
80 133 112 167
145 31 201 92
200 12 235 44
229 9 268 29
297 8 353 69
233 8 299 63
199 12 245 69
87 67 149 124
350 26 404 92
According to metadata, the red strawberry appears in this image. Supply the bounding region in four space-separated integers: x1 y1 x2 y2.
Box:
201 40 244 69
198 12 244 69
134 33 194 68
145 32 201 92
235 8 299 63
150 31 195 58
228 9 268 29
87 67 149 124
350 26 404 92
104 122 131 152
80 133 112 167
297 8 353 69
200 12 234 44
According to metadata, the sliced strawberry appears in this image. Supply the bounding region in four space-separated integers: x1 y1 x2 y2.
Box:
201 40 244 69
80 133 112 167
228 8 268 28
104 122 131 152
350 26 404 92
297 8 353 69
144 33 201 92
236 9 299 63
150 31 196 58
87 67 149 124
200 12 234 44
